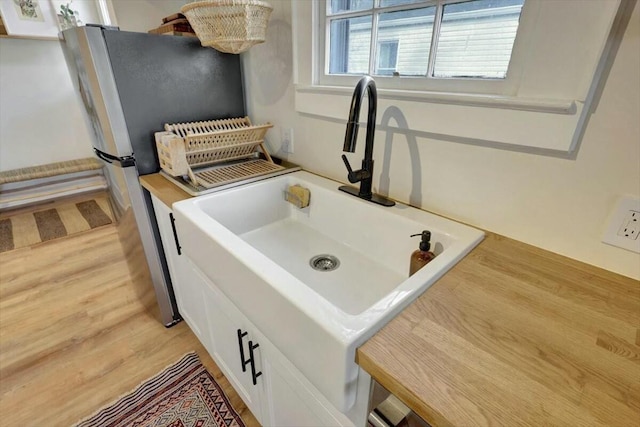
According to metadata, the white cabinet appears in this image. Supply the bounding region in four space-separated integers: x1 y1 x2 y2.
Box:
197 266 264 421
150 195 210 347
195 262 348 427
152 195 353 427
259 337 349 427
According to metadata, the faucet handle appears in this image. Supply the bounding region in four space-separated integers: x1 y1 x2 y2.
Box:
341 154 354 174
341 155 357 183
341 154 371 183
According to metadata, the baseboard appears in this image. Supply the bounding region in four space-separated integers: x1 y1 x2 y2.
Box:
0 170 108 211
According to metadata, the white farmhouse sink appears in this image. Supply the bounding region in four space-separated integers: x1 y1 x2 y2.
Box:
173 171 484 412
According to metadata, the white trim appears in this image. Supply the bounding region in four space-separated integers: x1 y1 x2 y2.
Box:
0 174 107 210
96 0 118 26
294 89 585 152
295 84 576 113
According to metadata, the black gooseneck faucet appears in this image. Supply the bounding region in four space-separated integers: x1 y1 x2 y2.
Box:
340 76 395 207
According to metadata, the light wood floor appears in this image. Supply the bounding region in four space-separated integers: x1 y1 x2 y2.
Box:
0 223 260 426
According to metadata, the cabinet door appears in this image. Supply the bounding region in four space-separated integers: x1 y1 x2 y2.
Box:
197 266 264 423
177 260 214 353
150 196 209 344
189 261 351 427
257 333 350 427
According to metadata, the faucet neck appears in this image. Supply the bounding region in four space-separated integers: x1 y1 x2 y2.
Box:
343 75 377 158
340 75 394 207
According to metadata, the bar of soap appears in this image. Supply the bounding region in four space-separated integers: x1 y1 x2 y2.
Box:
287 184 310 208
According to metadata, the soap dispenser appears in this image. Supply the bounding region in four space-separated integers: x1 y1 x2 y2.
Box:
409 230 436 276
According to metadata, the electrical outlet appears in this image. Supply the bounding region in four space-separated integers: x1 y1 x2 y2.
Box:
603 196 640 253
618 210 639 240
281 128 294 154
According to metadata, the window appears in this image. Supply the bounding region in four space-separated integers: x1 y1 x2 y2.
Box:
295 0 624 153
326 0 525 80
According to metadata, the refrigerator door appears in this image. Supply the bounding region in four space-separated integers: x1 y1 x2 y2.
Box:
61 26 179 326
61 25 133 215
102 29 245 174
61 25 247 328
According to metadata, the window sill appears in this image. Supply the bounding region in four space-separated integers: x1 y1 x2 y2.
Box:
294 84 585 154
296 84 577 114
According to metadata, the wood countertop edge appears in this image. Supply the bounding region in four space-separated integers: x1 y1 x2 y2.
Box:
141 173 640 426
356 350 454 427
140 174 191 207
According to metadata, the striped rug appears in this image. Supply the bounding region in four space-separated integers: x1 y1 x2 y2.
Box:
75 352 245 427
0 197 113 253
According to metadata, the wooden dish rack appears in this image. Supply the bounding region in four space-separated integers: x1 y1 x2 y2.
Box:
155 116 283 189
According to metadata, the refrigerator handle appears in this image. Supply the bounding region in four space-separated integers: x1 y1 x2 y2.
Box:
94 148 136 168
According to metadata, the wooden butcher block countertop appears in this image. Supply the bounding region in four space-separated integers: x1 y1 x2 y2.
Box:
357 233 640 427
141 173 640 426
140 174 191 206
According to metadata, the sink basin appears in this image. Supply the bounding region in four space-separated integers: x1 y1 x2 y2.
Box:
173 170 484 412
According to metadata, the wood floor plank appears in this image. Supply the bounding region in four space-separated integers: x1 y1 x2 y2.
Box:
0 223 260 427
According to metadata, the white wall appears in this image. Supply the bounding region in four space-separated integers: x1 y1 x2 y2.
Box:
0 0 103 172
110 0 186 33
243 0 640 279
0 38 95 171
0 0 186 173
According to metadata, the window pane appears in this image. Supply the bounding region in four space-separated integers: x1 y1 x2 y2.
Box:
329 16 372 75
433 0 525 79
330 0 373 14
379 0 424 7
374 7 435 76
376 41 399 75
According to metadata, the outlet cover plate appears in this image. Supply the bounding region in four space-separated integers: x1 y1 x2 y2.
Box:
602 196 640 253
281 128 294 154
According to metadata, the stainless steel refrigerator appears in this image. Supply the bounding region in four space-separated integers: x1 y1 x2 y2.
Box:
60 25 245 326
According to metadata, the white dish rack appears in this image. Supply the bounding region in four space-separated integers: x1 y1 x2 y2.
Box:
155 116 283 189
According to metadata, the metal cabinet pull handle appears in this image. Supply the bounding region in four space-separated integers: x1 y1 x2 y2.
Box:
169 213 182 255
236 329 249 372
248 340 262 385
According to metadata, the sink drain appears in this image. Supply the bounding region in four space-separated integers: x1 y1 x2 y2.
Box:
309 254 340 271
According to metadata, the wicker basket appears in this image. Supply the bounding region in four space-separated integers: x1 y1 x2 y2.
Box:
181 0 273 54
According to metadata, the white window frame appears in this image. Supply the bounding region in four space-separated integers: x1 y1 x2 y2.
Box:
292 0 625 153
96 0 117 26
319 0 525 95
